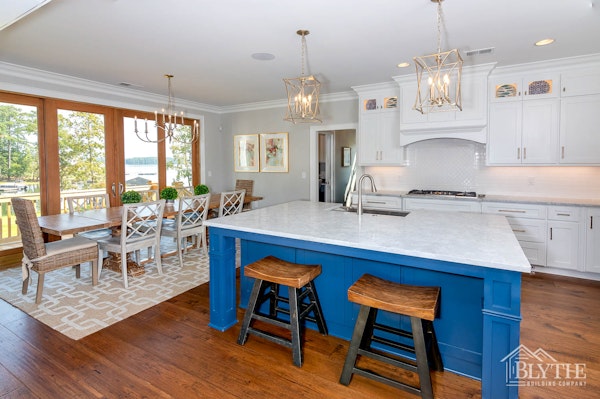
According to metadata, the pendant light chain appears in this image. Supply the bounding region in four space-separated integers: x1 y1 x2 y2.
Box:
300 33 307 76
436 1 442 54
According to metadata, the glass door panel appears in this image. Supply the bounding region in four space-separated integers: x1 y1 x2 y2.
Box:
0 102 40 248
57 109 106 213
123 116 158 195
166 124 193 189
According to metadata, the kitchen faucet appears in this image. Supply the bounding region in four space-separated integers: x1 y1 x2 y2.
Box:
357 174 377 216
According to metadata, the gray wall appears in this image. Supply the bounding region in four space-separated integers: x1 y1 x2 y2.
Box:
207 99 357 207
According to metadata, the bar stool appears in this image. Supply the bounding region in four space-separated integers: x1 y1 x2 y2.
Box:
237 256 328 367
339 274 443 399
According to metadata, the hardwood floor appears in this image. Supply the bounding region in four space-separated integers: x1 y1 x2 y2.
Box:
0 271 598 398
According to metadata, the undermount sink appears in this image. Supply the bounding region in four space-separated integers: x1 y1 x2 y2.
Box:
333 206 410 217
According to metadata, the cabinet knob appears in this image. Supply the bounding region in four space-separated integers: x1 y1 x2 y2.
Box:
563 87 566 92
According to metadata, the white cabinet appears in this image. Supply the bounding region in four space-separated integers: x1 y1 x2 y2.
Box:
353 84 404 166
546 206 582 271
393 63 494 145
559 94 600 164
489 73 559 102
482 202 547 266
350 193 402 211
585 207 600 274
403 198 481 213
488 72 560 165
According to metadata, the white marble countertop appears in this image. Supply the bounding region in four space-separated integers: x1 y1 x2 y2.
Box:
205 200 531 274
355 190 600 207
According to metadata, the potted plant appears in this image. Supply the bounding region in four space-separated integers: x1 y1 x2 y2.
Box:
160 187 178 203
121 190 141 204
194 184 210 195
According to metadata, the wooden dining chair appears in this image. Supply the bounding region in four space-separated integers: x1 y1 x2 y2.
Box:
136 189 159 202
218 190 246 217
66 193 112 240
11 197 101 304
162 193 211 265
97 199 166 288
235 179 254 211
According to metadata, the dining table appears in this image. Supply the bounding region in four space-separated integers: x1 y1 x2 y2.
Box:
37 194 264 237
36 193 263 276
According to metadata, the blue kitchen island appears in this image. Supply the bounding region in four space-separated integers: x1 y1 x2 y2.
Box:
204 201 531 399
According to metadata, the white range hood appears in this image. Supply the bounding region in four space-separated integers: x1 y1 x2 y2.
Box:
393 63 496 146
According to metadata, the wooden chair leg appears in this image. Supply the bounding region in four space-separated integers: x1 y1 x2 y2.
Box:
155 241 163 275
340 305 371 385
411 316 434 399
121 249 128 289
92 258 98 286
289 286 302 367
238 279 264 345
22 268 30 295
35 272 45 304
75 264 81 279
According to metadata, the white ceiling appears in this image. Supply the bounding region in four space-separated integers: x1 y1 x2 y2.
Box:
1 0 599 108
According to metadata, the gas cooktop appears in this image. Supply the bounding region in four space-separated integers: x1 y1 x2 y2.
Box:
408 190 477 198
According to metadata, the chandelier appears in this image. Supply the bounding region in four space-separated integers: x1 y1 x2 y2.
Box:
283 30 322 124
413 0 463 114
135 74 199 144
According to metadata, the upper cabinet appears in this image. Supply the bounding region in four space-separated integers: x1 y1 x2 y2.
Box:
559 70 600 164
490 73 559 102
487 72 560 165
393 63 495 145
352 83 404 166
487 58 600 166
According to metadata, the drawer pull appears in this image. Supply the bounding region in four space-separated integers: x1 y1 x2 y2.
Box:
556 213 571 217
512 229 526 233
592 216 594 230
366 200 387 204
550 227 553 240
499 209 527 213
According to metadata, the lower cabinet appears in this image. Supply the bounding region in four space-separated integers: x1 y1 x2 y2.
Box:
481 202 547 267
546 206 582 271
403 198 481 213
585 208 600 273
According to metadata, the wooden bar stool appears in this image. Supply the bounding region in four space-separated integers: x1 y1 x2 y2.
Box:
237 256 328 367
339 274 443 399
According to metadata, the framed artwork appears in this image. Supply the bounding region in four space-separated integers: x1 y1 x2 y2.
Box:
342 147 351 167
233 134 259 172
260 132 288 173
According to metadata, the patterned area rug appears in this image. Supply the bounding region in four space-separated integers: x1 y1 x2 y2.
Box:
0 242 209 340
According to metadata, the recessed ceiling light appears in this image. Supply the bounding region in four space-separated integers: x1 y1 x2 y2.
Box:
535 38 555 46
251 53 275 61
397 62 410 68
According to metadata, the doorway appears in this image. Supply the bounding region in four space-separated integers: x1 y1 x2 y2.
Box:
310 124 357 203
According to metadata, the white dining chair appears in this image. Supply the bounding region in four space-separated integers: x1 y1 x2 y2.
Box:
66 193 112 240
97 199 166 288
161 193 211 265
218 190 246 217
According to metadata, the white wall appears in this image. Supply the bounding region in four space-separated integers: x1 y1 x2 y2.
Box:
365 138 600 199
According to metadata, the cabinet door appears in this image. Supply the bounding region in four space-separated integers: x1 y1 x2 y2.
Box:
490 76 521 102
560 94 600 164
379 110 402 164
585 208 600 273
547 221 579 270
358 112 381 164
487 102 522 164
522 74 559 100
561 70 600 97
521 99 559 164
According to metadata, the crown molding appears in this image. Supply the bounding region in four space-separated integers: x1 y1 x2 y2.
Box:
0 61 221 116
219 90 356 114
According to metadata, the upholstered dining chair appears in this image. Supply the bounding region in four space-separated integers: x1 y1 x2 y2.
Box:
218 190 246 217
97 199 166 288
161 193 211 265
235 179 254 211
11 197 100 304
66 193 112 240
